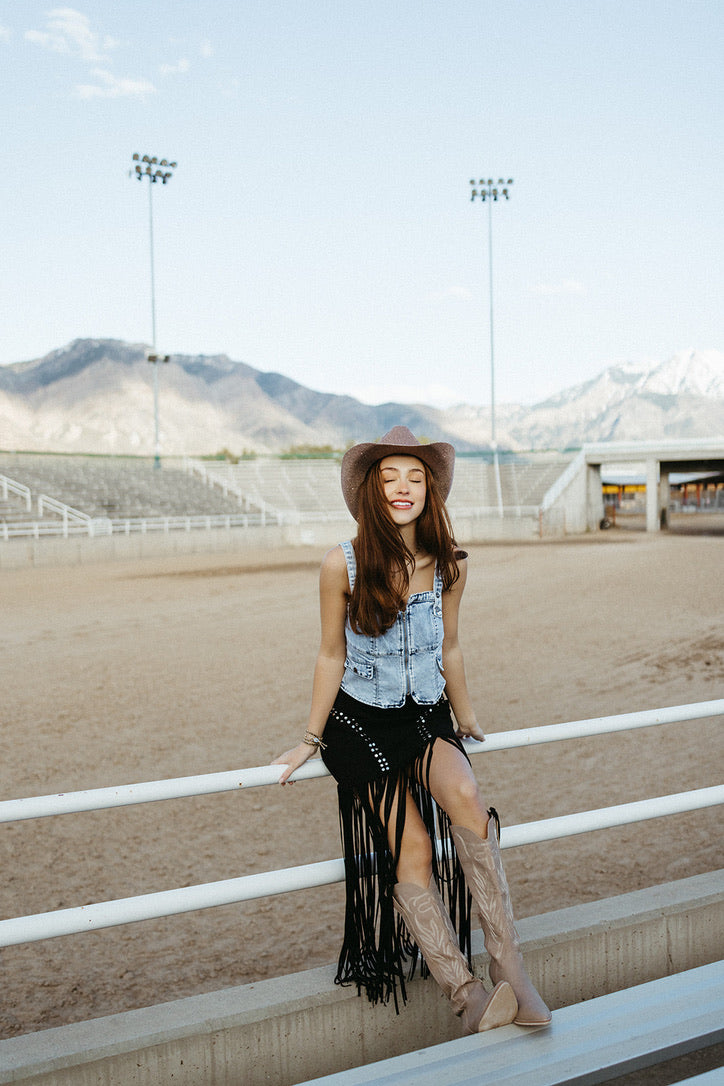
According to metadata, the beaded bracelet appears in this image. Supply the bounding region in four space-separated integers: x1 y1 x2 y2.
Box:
302 730 327 751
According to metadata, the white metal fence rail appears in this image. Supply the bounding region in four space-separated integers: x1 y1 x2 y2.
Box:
0 511 351 540
1 699 722 949
0 474 32 511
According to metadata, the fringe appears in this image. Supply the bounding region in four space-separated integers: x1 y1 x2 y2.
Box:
334 733 473 1012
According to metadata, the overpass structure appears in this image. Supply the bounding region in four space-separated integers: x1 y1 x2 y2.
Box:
544 438 724 534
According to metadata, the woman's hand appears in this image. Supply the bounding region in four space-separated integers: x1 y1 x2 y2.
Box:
455 721 486 743
271 742 316 785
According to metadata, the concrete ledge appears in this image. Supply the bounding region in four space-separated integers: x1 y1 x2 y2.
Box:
1 870 722 1086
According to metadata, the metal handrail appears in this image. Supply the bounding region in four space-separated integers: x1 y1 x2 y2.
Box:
0 510 354 539
1 785 721 948
37 493 92 523
0 699 722 949
0 474 32 511
3 699 722 823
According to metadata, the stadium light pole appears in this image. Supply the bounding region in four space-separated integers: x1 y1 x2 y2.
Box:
131 153 177 468
469 177 513 516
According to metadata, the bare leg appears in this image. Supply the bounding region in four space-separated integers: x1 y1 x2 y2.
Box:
424 737 490 835
372 780 433 886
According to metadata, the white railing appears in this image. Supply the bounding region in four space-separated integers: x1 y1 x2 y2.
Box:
1 520 110 541
37 493 91 522
0 473 32 511
184 458 301 523
0 509 352 540
36 494 112 537
109 512 280 534
1 699 722 948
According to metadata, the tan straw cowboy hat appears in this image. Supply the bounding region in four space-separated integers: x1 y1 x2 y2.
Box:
341 425 455 520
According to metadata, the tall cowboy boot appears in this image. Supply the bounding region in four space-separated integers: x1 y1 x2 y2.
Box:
393 878 518 1035
451 818 552 1027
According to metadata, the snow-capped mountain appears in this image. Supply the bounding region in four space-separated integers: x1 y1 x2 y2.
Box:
541 349 724 408
441 349 724 449
0 342 722 455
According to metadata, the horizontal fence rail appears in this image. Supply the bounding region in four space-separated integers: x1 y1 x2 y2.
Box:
1 786 722 948
2 699 722 824
1 700 722 949
0 510 351 540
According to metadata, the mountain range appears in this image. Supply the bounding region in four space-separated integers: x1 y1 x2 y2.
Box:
0 340 722 455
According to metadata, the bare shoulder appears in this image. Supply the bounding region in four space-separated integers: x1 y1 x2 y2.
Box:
320 543 351 590
454 550 469 582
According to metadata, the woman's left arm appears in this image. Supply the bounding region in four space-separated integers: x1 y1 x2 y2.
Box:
441 557 486 742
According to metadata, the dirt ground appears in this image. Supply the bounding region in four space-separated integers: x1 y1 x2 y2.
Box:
1 530 722 1042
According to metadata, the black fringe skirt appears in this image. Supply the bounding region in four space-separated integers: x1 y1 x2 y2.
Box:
320 687 473 1010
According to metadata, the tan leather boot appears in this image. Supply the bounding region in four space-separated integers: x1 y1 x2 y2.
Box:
451 820 551 1027
393 878 518 1034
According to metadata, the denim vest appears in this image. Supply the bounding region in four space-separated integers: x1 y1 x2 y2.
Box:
339 540 446 709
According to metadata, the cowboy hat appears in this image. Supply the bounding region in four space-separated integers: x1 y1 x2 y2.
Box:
341 425 455 520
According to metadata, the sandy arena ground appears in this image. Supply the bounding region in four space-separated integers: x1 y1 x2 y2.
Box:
1 530 722 1043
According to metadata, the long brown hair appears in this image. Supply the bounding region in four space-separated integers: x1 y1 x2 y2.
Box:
348 460 461 636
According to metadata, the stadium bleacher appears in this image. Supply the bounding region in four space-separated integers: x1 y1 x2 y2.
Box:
0 453 575 534
0 455 245 523
198 455 575 520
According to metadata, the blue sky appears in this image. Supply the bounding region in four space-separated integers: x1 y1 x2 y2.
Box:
1 1 722 406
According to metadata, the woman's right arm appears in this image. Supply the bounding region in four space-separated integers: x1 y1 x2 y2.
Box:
272 545 349 784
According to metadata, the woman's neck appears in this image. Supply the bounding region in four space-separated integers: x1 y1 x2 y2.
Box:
399 524 418 555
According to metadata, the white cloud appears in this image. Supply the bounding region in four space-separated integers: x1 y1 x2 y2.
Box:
0 25 12 43
24 10 157 103
25 8 115 63
75 68 156 100
160 57 190 75
200 39 213 58
530 279 586 297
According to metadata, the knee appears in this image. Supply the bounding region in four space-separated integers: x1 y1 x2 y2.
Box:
443 775 487 823
450 775 483 809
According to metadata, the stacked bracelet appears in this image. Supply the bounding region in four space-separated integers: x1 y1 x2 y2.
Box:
302 730 327 751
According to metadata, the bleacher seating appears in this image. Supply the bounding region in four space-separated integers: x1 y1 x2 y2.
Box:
0 453 576 531
200 460 348 518
0 480 56 532
0 455 245 521
450 456 574 512
296 960 724 1086
199 455 575 520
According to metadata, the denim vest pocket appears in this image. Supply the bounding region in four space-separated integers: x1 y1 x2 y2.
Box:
408 644 446 705
343 645 375 681
406 593 439 651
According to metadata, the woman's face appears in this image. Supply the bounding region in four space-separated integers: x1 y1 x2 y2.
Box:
378 455 427 526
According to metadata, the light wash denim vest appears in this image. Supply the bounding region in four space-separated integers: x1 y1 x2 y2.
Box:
339 540 446 709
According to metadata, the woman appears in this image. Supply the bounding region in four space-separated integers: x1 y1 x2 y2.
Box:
272 426 551 1034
